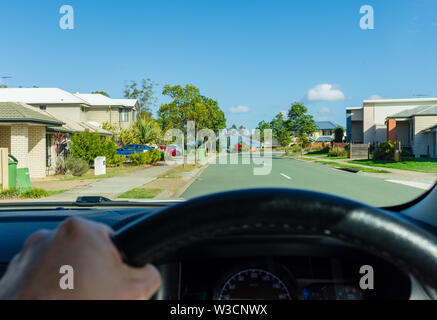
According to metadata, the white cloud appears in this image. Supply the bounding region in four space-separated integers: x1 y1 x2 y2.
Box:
305 84 345 102
229 105 250 114
368 94 383 100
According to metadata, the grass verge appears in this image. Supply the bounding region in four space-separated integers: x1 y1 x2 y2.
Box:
118 188 162 199
0 188 67 200
315 161 391 173
349 158 437 173
59 165 150 181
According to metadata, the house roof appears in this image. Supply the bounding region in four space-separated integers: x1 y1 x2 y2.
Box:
74 93 121 106
316 137 333 142
364 97 437 104
387 105 437 118
46 114 111 136
0 102 63 126
315 121 339 130
111 99 138 108
0 88 87 104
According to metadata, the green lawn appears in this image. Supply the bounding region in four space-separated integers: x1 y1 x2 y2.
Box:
315 161 391 173
118 188 162 199
349 158 437 173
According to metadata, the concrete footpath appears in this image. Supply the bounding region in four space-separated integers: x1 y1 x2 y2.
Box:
41 164 177 201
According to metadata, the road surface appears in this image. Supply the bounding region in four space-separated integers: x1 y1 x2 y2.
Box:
181 153 425 207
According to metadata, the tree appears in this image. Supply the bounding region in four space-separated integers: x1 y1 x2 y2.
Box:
256 121 271 143
124 79 157 118
92 91 109 97
286 103 317 140
0 85 7 88
334 126 345 143
133 116 162 144
270 113 291 147
158 84 226 163
229 124 237 130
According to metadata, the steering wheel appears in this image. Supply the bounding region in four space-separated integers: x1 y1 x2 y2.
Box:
112 188 437 296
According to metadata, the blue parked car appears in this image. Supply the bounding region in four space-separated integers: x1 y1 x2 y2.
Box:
116 144 151 156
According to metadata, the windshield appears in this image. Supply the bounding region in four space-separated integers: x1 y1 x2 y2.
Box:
0 0 436 208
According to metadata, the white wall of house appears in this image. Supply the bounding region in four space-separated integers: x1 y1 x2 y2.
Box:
413 116 437 157
29 104 84 122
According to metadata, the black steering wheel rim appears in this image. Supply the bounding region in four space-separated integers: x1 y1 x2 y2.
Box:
112 188 437 293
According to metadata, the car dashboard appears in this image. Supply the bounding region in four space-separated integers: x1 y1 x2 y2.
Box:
156 236 412 300
0 207 427 300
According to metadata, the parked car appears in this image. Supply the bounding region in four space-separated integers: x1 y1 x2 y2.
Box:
168 144 183 156
160 145 176 157
116 144 151 156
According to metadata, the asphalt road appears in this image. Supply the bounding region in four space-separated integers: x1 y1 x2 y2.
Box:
181 153 425 207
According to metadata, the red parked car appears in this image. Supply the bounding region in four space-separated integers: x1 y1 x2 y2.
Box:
160 145 176 157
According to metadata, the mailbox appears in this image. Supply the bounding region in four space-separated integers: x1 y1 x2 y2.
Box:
94 156 106 176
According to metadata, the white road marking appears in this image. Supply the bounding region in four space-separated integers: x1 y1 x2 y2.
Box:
280 173 292 180
385 179 433 190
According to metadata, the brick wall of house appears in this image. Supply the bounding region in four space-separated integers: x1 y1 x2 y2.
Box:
10 125 29 170
28 126 46 178
0 126 11 151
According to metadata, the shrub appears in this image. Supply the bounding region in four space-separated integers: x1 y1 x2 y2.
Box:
21 188 49 199
328 148 348 157
55 157 67 175
71 131 117 166
149 149 161 164
101 138 118 166
291 144 302 153
0 188 20 199
373 141 395 161
65 157 90 176
112 154 126 167
129 150 161 165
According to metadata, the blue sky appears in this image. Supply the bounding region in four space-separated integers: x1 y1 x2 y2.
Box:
1 0 437 129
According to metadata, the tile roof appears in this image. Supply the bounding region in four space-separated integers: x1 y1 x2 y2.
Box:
0 102 63 126
315 121 340 130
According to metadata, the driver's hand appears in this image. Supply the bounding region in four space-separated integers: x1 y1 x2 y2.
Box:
0 217 161 300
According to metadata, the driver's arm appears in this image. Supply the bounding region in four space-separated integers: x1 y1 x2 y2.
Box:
0 217 161 300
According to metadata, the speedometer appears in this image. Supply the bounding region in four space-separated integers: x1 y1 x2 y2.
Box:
218 268 292 300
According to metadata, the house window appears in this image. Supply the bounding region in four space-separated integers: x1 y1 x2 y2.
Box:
81 106 88 112
40 105 47 111
119 109 129 122
322 130 332 136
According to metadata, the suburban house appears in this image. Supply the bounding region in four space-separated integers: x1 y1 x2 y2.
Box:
312 121 342 142
346 98 437 158
0 88 139 178
74 93 138 129
0 102 63 179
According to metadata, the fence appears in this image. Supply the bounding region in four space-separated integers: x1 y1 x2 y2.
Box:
349 143 370 160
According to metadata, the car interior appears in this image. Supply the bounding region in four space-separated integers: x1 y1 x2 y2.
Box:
1 186 436 300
